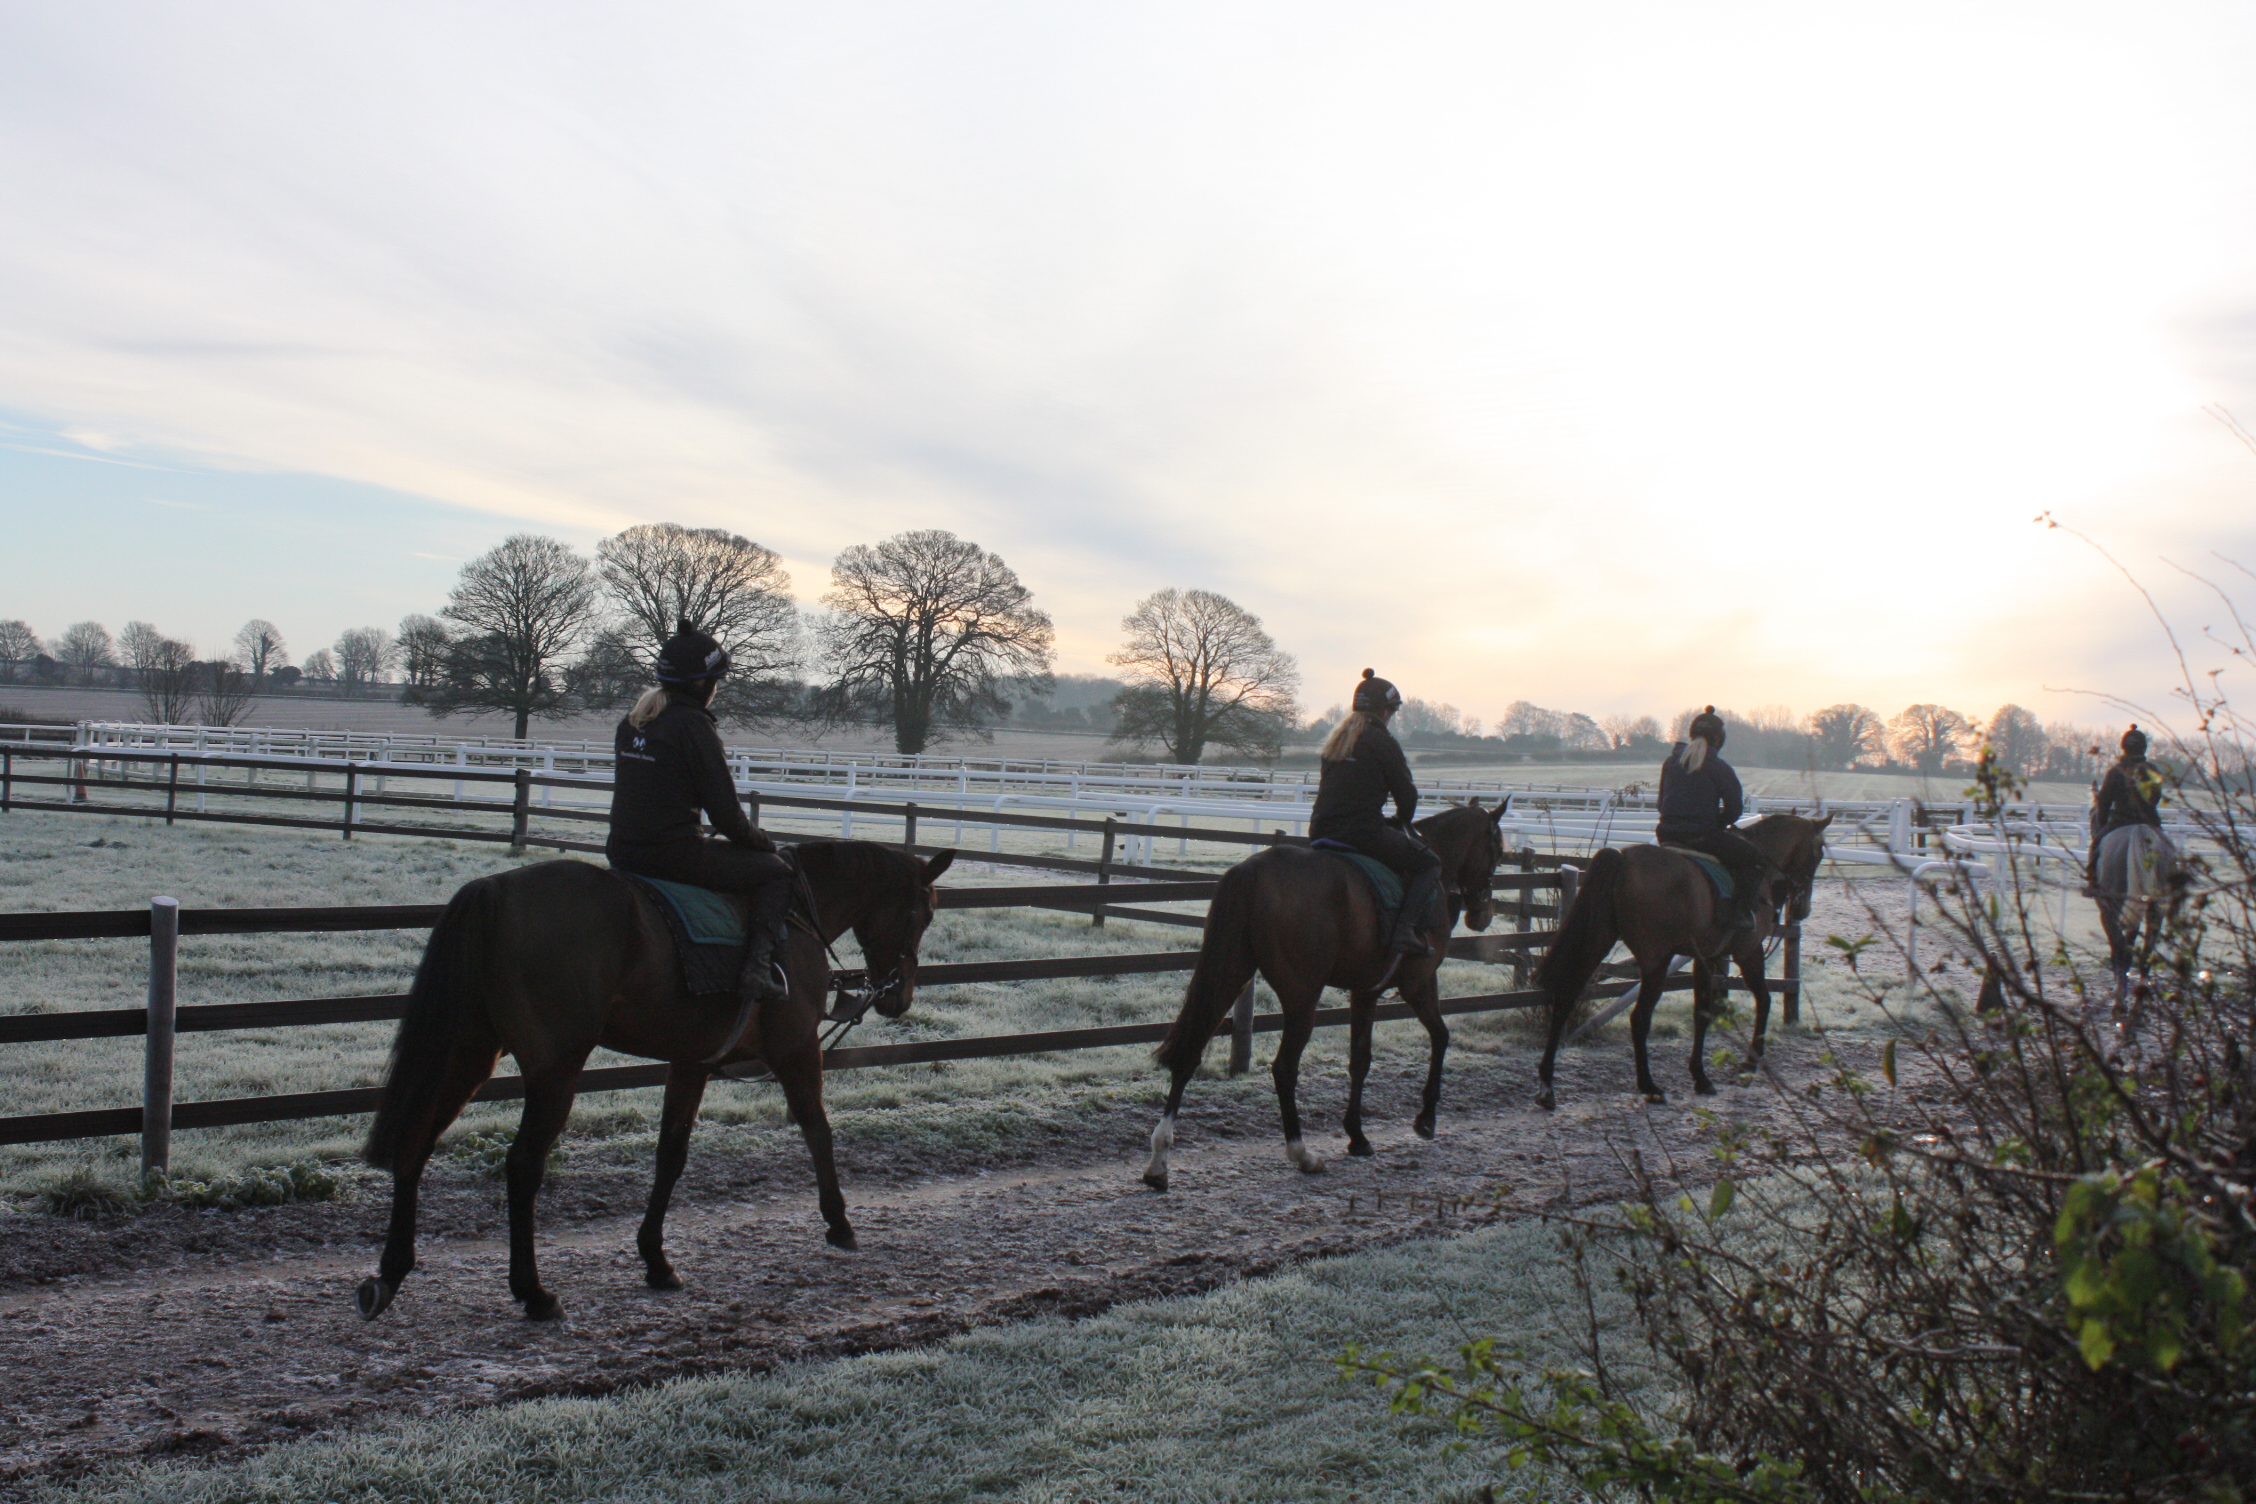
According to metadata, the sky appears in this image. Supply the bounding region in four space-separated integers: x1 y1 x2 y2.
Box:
3 1 2255 733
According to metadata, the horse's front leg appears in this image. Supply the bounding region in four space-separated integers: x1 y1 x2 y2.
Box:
1688 960 1718 1097
637 1063 710 1289
1405 967 1449 1139
1735 940 1773 1079
1631 966 1672 1104
507 1067 584 1320
1342 993 1377 1156
770 1036 855 1249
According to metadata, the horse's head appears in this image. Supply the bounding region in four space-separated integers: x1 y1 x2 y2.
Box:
1414 797 1512 932
850 849 954 1017
1747 812 1831 923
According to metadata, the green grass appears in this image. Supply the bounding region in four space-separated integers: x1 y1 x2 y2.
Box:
40 1216 1645 1504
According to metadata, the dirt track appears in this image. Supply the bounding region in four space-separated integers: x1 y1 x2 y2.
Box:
0 1027 1858 1498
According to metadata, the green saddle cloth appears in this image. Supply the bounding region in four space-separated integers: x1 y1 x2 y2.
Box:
630 874 745 946
1660 846 1734 902
1327 850 1406 912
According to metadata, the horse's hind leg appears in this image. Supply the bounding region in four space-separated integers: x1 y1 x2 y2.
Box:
506 1068 583 1321
1272 991 1324 1174
1535 990 1570 1112
637 1064 709 1290
1342 993 1377 1157
1629 967 1671 1104
358 1038 497 1321
1687 959 1717 1097
772 1048 856 1250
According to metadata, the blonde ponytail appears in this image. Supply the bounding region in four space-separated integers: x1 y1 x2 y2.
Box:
1321 710 1374 763
628 686 670 730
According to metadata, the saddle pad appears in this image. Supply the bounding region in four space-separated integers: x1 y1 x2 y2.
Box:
1660 846 1734 902
1312 844 1406 912
615 872 744 1000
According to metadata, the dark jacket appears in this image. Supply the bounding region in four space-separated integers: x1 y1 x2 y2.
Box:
1654 743 1744 841
607 697 767 859
1310 720 1418 841
2092 757 2163 838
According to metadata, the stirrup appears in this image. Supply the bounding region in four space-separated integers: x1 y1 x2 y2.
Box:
703 958 785 1066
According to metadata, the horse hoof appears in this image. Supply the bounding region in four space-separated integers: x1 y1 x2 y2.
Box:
1413 1117 1437 1140
1347 1139 1375 1158
1693 1080 1717 1097
644 1266 683 1291
825 1226 859 1252
1141 1170 1170 1192
354 1277 395 1321
1533 1088 1555 1112
523 1292 564 1322
1641 1091 1668 1106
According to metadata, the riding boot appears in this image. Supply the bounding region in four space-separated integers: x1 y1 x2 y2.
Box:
1388 866 1443 956
705 881 792 1065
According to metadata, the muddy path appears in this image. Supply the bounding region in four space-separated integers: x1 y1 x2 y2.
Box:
0 1031 1856 1496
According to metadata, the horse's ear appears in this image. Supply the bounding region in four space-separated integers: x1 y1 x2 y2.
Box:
1812 812 1835 831
921 850 956 883
1467 796 1483 810
1491 801 1509 826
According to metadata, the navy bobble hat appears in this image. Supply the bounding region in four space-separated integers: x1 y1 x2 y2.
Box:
1352 668 1401 716
2121 724 2148 757
656 618 731 684
1688 706 1726 748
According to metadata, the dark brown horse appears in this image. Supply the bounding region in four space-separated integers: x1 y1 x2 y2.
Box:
1142 800 1510 1190
1532 813 1830 1108
356 842 954 1322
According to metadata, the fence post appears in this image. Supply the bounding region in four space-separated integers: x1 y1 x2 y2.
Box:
342 764 358 840
165 754 179 826
745 789 761 831
1093 817 1115 929
1782 922 1802 1026
1511 848 1534 988
4 746 13 813
903 800 918 854
510 767 531 852
142 896 179 1183
1227 981 1255 1076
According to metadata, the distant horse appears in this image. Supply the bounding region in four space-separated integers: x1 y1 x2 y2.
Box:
1532 813 1831 1108
2092 823 2180 1001
1141 800 1511 1191
356 842 954 1322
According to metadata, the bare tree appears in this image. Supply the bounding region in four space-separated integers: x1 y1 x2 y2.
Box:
300 648 337 684
334 627 397 697
1394 698 1464 738
412 534 600 739
396 615 452 689
1808 703 1885 770
55 622 113 685
1985 703 2049 775
1499 701 1565 740
1106 588 1299 764
1560 711 1609 750
136 636 199 723
818 530 1054 755
119 621 165 687
0 620 41 680
566 627 644 712
1887 703 1974 773
198 660 258 726
231 620 286 684
596 523 801 722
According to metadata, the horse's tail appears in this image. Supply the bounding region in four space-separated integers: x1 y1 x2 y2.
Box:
1534 848 1624 1009
1154 861 1262 1077
365 877 499 1171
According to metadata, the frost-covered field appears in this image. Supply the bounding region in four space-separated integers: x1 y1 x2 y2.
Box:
0 805 2083 1196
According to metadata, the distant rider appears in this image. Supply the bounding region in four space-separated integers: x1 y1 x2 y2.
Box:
1308 670 1444 955
2085 724 2164 893
606 619 794 1046
1653 706 1770 931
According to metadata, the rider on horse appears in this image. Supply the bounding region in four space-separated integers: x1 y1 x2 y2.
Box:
606 619 795 1019
1653 706 1770 931
1308 669 1443 956
2086 724 2164 891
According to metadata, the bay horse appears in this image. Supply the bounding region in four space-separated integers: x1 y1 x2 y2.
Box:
1532 813 1830 1108
2092 822 2181 1003
356 842 954 1322
1141 799 1510 1191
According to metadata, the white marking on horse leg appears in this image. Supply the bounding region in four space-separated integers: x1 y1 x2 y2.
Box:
1285 1137 1324 1174
1142 1113 1176 1189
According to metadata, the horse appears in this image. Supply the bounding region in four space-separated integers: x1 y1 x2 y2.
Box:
1531 813 1831 1108
2092 822 2180 1003
1141 799 1511 1191
355 842 954 1322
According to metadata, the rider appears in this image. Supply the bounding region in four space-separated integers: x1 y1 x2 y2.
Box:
607 619 794 1026
2086 724 2164 892
1308 669 1443 955
1653 706 1770 932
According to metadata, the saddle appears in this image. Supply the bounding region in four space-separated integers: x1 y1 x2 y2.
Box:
1310 839 1447 939
616 871 751 1000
